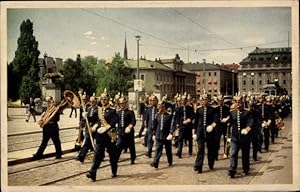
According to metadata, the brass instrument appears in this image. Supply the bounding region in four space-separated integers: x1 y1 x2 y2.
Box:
74 95 86 149
38 90 81 128
98 107 118 143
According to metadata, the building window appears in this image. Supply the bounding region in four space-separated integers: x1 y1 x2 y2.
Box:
259 80 262 85
283 72 286 76
267 79 270 84
252 80 254 85
243 80 246 85
209 72 211 76
133 74 136 79
214 72 217 76
141 74 144 80
259 73 261 76
283 80 286 84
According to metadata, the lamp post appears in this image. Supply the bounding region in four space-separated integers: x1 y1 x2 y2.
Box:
135 35 141 79
135 35 141 117
232 70 235 96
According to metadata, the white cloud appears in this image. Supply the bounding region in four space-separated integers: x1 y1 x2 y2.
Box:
85 35 91 39
90 41 97 45
105 44 110 47
101 36 105 40
84 31 93 36
89 36 96 40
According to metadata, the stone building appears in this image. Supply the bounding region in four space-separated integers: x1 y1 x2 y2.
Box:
184 61 237 97
38 53 63 103
238 47 291 95
124 54 196 103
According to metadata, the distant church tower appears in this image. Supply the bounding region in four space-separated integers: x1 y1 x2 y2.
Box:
123 33 128 60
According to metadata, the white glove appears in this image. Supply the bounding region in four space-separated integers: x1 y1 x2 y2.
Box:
241 128 248 135
226 137 231 143
152 135 156 141
206 125 213 133
262 122 267 128
183 118 191 125
97 126 107 134
125 126 131 134
279 109 282 113
192 134 197 140
221 117 229 123
91 124 98 132
134 132 139 137
82 112 88 118
166 134 173 140
267 120 272 126
142 128 147 135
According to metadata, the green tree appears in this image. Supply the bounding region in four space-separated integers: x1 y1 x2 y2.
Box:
97 53 133 97
8 19 41 102
81 56 99 96
61 54 85 93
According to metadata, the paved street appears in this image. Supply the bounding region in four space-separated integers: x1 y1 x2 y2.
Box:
6 108 294 188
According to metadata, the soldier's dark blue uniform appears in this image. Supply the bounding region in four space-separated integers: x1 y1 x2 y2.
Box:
116 98 136 164
214 96 230 160
175 97 195 158
144 96 158 158
151 103 174 168
76 98 97 163
256 98 273 152
249 100 261 161
33 96 62 160
86 91 119 181
194 95 218 173
228 97 253 178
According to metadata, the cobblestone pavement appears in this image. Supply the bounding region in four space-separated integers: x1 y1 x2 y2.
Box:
8 116 293 186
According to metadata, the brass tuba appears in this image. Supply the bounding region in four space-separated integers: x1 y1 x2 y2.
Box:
38 90 81 128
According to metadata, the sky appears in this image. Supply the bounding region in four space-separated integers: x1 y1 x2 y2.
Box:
7 6 291 65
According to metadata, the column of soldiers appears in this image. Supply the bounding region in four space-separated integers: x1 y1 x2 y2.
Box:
71 88 290 181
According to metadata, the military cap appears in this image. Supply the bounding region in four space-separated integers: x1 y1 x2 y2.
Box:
100 88 109 99
90 96 97 102
118 96 128 104
233 95 242 101
200 93 208 100
217 95 223 101
45 96 54 102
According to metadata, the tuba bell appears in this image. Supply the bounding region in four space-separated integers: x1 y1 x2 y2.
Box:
38 90 81 128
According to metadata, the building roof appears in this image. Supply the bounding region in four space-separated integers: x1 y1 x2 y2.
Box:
223 64 240 72
240 47 291 64
124 59 173 71
184 63 229 71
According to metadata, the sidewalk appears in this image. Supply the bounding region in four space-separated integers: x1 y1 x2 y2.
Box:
7 108 80 135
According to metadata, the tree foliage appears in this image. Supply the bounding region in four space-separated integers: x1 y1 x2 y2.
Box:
60 54 86 93
96 53 133 97
8 19 40 102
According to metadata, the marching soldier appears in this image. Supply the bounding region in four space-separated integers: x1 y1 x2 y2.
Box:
144 95 158 158
150 101 174 169
256 95 272 152
193 94 218 173
76 96 97 163
266 96 276 143
33 96 62 160
248 98 260 161
116 96 136 164
138 94 150 147
175 94 195 158
214 95 230 160
228 96 253 178
74 94 90 151
86 89 119 181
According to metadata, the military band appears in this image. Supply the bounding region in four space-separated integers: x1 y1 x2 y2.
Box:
34 88 290 181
